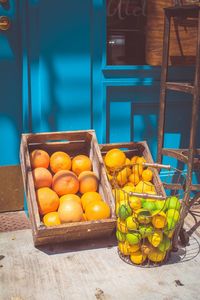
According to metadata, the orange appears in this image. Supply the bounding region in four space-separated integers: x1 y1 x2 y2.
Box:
81 213 88 222
36 187 60 215
78 171 98 194
104 148 126 170
72 154 92 176
50 151 71 173
30 149 50 169
81 191 102 211
128 173 140 186
32 167 52 189
60 194 82 206
43 212 61 227
52 170 79 196
142 169 153 182
85 200 110 221
58 199 83 223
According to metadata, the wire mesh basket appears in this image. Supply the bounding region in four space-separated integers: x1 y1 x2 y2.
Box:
111 162 186 267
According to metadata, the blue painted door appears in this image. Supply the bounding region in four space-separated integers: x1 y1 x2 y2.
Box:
0 0 22 166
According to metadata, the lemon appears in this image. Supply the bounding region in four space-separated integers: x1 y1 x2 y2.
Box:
148 248 166 263
135 181 155 194
117 218 128 233
126 216 138 231
130 250 147 265
148 230 163 247
129 196 142 211
116 230 126 242
128 173 140 185
104 148 126 170
141 242 153 255
142 169 153 182
118 242 130 256
116 168 128 187
152 210 167 229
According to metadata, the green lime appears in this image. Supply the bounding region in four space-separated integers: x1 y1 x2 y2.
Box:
118 204 132 220
158 235 171 252
155 200 166 212
126 232 141 245
143 200 156 212
166 196 181 211
126 216 138 231
139 225 154 238
167 217 177 231
166 209 180 223
116 230 126 242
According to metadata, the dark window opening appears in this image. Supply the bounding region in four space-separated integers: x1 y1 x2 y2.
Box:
106 0 147 65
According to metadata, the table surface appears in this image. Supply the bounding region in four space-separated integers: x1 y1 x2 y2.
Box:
0 212 200 300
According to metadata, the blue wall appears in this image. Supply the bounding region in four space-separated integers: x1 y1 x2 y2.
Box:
0 0 199 170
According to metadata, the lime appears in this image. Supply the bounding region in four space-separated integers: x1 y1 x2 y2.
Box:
139 225 154 238
118 204 132 220
167 217 177 231
126 216 138 231
166 209 180 223
116 230 126 242
155 200 166 212
158 235 171 252
143 200 156 212
126 232 141 245
166 196 181 211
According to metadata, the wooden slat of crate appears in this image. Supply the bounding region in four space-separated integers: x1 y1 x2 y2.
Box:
20 130 116 246
100 141 166 198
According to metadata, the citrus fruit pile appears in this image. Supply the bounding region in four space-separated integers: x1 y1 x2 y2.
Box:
104 148 155 193
116 191 181 265
30 149 111 226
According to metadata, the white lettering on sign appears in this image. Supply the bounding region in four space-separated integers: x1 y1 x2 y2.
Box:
107 0 146 20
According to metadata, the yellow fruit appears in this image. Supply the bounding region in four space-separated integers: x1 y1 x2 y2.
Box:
136 156 146 164
148 248 166 263
81 191 102 211
117 218 128 233
128 173 140 186
122 185 135 194
140 242 153 255
130 156 139 164
148 230 163 247
104 148 126 170
116 168 128 187
118 242 130 256
152 211 167 229
135 209 151 224
130 250 147 265
129 196 142 211
132 164 143 177
128 243 140 254
43 212 61 227
142 169 153 182
114 189 128 204
135 181 155 194
124 182 135 188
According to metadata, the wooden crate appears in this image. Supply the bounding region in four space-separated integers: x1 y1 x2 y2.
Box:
20 130 116 246
100 141 166 198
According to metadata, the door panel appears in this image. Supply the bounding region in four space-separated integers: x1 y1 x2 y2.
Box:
0 0 23 212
